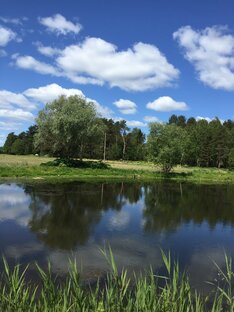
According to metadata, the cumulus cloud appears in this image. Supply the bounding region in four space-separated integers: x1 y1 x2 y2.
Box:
0 90 36 110
0 109 34 121
0 83 114 145
113 99 137 115
0 81 115 147
24 83 84 103
143 116 163 123
14 55 61 76
0 25 17 46
126 120 147 127
173 25 234 90
14 37 179 91
56 38 179 91
24 83 113 118
39 14 82 35
86 98 114 118
146 96 188 112
35 42 61 57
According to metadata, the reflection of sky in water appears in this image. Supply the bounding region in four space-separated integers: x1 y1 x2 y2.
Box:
0 184 31 227
0 181 234 293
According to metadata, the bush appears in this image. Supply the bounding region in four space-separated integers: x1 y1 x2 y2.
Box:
228 148 234 169
41 158 110 169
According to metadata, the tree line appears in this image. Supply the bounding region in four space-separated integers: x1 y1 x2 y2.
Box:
1 95 234 171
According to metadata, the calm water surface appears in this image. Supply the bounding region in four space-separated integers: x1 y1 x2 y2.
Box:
0 181 234 292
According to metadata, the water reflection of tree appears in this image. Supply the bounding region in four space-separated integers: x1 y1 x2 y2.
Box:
24 182 142 249
143 183 234 233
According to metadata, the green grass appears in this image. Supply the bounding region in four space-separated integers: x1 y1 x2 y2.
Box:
0 247 233 311
0 154 234 183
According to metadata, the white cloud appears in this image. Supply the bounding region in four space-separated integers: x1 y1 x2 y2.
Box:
39 14 82 35
0 17 26 25
86 98 114 119
146 96 188 112
24 83 113 118
143 116 163 123
0 121 22 131
35 42 61 57
0 25 17 46
24 83 84 103
14 55 61 76
14 37 179 91
126 120 147 127
0 83 114 146
0 90 36 110
0 109 34 121
174 25 234 91
113 99 137 115
56 38 179 91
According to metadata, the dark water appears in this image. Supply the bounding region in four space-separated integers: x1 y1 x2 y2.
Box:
0 181 234 292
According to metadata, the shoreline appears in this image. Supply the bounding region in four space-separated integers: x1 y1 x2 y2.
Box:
0 154 234 184
0 165 234 184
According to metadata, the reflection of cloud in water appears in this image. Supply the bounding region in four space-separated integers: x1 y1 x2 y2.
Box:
0 184 30 226
187 247 229 293
5 242 44 260
48 238 163 279
108 211 130 230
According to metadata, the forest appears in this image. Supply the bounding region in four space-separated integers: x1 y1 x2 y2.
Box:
1 96 234 171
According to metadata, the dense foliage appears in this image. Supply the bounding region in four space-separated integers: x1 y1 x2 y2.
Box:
2 125 38 155
2 95 233 170
2 96 145 161
34 95 104 160
148 115 234 172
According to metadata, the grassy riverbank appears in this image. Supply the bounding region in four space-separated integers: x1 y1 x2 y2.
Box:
0 248 233 311
0 154 234 183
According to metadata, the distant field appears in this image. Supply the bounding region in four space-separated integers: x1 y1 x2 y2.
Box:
0 154 233 183
0 154 54 166
0 154 158 171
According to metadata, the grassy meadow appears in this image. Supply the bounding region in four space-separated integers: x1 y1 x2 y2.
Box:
0 154 234 183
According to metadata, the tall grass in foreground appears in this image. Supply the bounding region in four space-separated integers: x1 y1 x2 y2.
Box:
0 248 233 311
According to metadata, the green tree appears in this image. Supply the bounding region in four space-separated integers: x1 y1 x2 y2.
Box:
228 148 234 169
195 119 212 167
11 138 26 155
147 123 186 172
126 128 145 160
34 95 104 159
3 132 18 154
168 114 178 125
209 118 229 167
177 115 186 128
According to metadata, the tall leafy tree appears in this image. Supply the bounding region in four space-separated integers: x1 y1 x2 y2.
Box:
35 95 104 159
3 132 18 154
209 118 229 167
147 123 186 172
126 128 145 160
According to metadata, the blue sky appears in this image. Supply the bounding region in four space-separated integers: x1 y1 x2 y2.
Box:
0 0 234 145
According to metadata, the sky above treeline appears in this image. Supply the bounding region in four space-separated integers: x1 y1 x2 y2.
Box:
0 0 234 145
